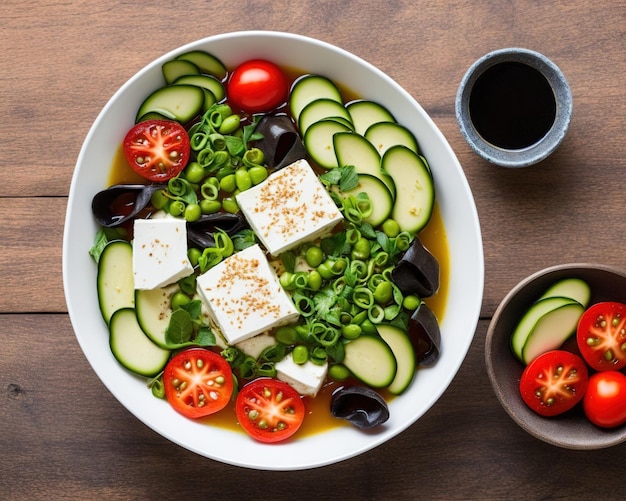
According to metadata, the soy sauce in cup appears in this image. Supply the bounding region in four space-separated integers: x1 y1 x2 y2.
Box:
468 61 557 150
456 48 572 168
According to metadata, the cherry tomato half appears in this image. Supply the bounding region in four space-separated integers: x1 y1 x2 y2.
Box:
227 59 288 113
235 378 305 443
163 348 234 419
123 119 191 182
583 371 626 428
519 350 589 417
576 301 626 371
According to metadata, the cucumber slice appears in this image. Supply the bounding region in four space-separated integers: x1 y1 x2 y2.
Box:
377 324 416 394
333 131 395 197
343 174 394 227
303 119 351 169
298 98 351 135
347 100 395 135
162 59 200 85
135 287 174 349
109 308 170 377
135 84 204 123
289 74 343 121
342 334 397 388
510 296 579 361
538 278 591 308
382 145 434 233
521 301 585 364
365 121 419 156
97 240 134 325
172 74 224 102
176 50 227 80
136 111 174 122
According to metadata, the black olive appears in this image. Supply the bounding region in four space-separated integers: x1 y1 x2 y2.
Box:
330 385 390 429
391 236 439 298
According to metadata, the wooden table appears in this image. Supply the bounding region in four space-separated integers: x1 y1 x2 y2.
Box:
2 1 624 499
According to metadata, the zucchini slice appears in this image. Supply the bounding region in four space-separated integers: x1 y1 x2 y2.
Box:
135 84 205 123
377 324 416 394
347 100 395 135
538 278 591 308
176 50 227 80
135 287 174 349
298 98 352 135
510 296 580 361
162 59 200 85
172 74 224 102
109 308 170 377
521 301 585 364
343 174 394 227
382 145 434 233
342 335 397 388
289 74 343 121
303 119 351 169
97 240 134 325
333 131 395 198
365 121 419 157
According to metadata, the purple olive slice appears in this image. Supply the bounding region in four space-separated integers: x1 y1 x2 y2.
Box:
91 184 163 228
408 302 441 366
254 114 306 170
391 236 439 298
330 385 390 429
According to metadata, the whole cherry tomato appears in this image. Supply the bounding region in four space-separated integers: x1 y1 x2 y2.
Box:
583 371 626 428
227 59 288 113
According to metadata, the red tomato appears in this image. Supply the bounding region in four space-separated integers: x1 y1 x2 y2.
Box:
519 350 589 417
576 301 626 371
583 371 626 428
123 120 191 182
235 378 305 443
163 348 233 419
227 59 288 113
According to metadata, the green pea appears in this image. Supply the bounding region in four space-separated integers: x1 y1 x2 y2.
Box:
382 218 401 238
171 291 190 310
220 174 237 192
374 281 393 304
275 326 298 345
307 270 322 291
184 203 202 222
292 345 309 365
235 168 252 192
168 200 185 217
329 364 351 381
360 319 377 334
248 165 268 185
352 310 368 325
403 295 421 311
151 189 169 210
222 197 239 214
184 161 205 184
317 262 335 280
305 245 324 268
341 324 362 340
279 271 296 290
187 247 201 267
200 199 221 214
218 114 241 135
351 237 371 260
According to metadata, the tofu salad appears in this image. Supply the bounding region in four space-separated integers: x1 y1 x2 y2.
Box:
90 51 444 443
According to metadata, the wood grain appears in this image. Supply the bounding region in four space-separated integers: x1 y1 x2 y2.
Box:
1 0 625 499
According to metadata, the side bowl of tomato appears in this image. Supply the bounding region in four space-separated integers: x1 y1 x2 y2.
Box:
485 263 626 449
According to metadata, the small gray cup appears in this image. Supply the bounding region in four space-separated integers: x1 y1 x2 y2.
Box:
456 48 572 168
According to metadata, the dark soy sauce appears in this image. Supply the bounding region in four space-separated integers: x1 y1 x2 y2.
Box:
469 61 556 150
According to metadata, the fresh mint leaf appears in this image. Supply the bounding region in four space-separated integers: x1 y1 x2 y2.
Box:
281 251 296 273
165 309 194 345
180 299 202 321
339 165 359 191
232 229 257 251
195 326 216 346
89 227 127 263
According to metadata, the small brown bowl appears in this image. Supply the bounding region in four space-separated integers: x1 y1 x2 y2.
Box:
485 263 626 449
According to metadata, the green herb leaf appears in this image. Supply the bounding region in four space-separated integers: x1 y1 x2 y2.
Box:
180 299 202 320
89 227 127 263
339 165 359 191
195 326 216 346
281 251 296 273
165 309 194 345
224 135 245 156
232 229 257 251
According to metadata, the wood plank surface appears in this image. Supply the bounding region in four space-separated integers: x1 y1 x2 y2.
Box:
1 0 624 499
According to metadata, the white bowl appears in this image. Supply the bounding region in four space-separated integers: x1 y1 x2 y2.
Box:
63 31 484 470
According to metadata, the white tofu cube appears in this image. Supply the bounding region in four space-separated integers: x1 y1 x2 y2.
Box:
195 244 299 345
275 352 328 397
236 332 276 359
132 218 194 290
236 159 343 256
